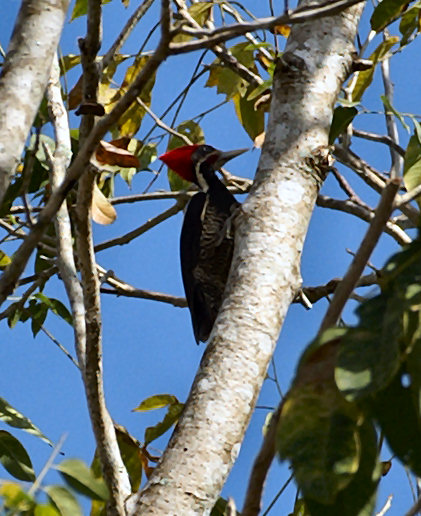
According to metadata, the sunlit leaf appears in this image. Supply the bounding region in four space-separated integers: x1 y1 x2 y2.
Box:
371 0 411 32
144 402 184 445
272 24 291 37
380 95 409 131
55 459 109 501
70 0 111 21
399 1 421 46
403 132 421 207
46 486 83 516
115 425 143 491
0 250 11 269
351 37 399 102
233 91 265 141
134 394 179 412
59 54 81 75
206 42 259 100
0 430 36 481
173 3 213 43
0 397 53 446
91 183 117 225
34 293 73 325
34 504 61 516
0 482 34 512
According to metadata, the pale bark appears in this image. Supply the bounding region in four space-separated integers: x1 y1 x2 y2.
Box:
0 0 70 205
131 1 365 515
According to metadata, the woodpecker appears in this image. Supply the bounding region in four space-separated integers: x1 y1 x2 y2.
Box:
160 144 247 343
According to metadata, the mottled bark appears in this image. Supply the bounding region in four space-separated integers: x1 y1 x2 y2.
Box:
131 1 365 514
0 0 70 204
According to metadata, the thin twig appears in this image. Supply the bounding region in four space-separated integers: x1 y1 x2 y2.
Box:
316 194 411 246
319 179 401 333
41 326 80 368
380 31 403 179
94 201 185 252
101 0 155 71
352 128 405 157
242 404 283 516
28 433 68 497
97 265 187 307
170 0 364 54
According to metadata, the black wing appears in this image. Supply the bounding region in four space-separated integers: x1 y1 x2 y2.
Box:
180 192 214 344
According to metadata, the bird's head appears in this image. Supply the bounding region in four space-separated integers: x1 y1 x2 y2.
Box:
159 144 247 186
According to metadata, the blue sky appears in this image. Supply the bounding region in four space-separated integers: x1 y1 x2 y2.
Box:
1 0 419 514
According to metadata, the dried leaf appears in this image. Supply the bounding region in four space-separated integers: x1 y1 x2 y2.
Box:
254 132 265 148
95 141 140 168
91 184 117 225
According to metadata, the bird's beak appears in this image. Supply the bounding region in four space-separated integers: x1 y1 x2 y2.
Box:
213 148 248 169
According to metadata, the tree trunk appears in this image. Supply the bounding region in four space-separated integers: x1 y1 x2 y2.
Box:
0 0 70 204
137 2 365 515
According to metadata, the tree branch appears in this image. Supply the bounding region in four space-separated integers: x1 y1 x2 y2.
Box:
169 0 364 54
319 179 401 333
94 201 185 253
242 404 283 516
46 53 86 369
0 0 172 308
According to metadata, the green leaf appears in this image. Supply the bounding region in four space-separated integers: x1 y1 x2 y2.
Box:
0 481 34 512
173 3 213 43
351 37 399 102
371 0 411 32
144 403 184 445
59 54 81 75
206 42 259 100
403 132 421 207
278 340 361 504
304 420 380 516
370 365 421 476
134 394 180 412
45 486 83 516
0 397 53 446
28 299 48 337
399 2 421 46
137 142 158 171
0 430 36 481
115 426 143 491
111 56 156 138
70 0 111 21
55 459 109 501
328 106 358 144
233 90 265 141
0 250 11 269
34 504 61 516
34 293 73 325
380 95 409 131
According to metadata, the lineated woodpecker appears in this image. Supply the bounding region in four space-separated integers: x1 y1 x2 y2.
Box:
160 144 247 343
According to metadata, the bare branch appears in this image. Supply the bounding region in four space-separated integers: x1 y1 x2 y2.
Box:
302 272 379 304
242 405 282 516
169 0 364 54
46 53 86 369
319 179 401 333
0 0 172 307
316 194 411 245
334 145 419 225
94 201 186 252
352 128 405 157
97 265 187 307
101 0 155 71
